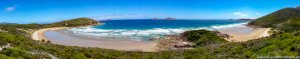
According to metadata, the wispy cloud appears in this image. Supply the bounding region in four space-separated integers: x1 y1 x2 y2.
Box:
255 13 262 15
232 12 264 19
4 5 17 12
233 12 248 18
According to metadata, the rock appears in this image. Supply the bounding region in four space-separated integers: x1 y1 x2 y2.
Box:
214 31 232 39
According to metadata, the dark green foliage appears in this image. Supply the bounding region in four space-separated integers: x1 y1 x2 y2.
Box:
0 23 45 29
243 32 300 56
0 47 50 59
183 30 227 47
0 54 17 59
0 32 51 59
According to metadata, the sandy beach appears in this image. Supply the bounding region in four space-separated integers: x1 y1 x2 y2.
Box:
31 27 70 41
32 27 158 52
217 26 271 42
31 25 270 52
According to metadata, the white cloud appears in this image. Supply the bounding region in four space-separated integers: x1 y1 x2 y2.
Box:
255 13 263 16
233 12 248 18
233 12 242 15
4 5 17 12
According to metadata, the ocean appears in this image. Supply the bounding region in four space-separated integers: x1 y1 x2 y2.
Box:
61 19 248 41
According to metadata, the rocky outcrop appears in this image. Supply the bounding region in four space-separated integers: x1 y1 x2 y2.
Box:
156 35 194 51
214 31 232 39
0 44 11 51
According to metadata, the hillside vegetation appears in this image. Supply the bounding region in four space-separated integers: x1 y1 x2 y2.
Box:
47 17 100 27
248 6 300 31
183 30 227 47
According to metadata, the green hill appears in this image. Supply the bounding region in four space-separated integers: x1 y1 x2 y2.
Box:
248 6 300 31
47 17 100 27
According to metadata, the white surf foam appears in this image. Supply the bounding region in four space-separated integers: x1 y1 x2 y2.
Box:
211 22 248 29
64 22 248 41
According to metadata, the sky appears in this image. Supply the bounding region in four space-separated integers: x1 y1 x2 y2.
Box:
0 0 300 23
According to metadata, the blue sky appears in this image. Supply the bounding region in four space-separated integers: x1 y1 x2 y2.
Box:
1 0 300 23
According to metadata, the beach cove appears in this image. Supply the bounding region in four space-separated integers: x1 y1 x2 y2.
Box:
31 20 271 52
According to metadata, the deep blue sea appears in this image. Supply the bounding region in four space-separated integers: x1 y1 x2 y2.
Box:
64 19 248 41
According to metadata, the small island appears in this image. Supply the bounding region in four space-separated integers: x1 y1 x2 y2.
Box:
152 17 176 20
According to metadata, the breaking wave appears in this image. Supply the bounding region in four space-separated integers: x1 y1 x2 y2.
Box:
63 22 247 41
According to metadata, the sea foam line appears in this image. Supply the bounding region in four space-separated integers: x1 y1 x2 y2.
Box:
65 22 248 41
211 22 247 28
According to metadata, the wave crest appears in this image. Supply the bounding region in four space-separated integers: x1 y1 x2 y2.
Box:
64 22 247 41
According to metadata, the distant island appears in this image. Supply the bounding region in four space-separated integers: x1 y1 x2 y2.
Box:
228 19 254 21
237 19 254 21
152 17 176 20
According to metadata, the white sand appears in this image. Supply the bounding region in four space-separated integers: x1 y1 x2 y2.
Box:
31 27 70 41
219 27 271 42
32 27 158 52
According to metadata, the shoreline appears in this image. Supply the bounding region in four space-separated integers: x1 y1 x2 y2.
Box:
31 27 70 42
32 27 158 52
31 25 271 52
218 26 271 42
31 23 101 41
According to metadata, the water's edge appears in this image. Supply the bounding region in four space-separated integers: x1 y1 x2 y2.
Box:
61 20 248 41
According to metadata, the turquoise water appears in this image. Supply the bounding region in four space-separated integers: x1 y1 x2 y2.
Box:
95 20 244 29
64 19 247 41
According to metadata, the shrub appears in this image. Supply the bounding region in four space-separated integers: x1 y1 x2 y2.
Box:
182 29 227 47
